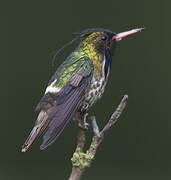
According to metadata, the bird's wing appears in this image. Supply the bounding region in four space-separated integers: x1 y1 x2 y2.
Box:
35 53 92 111
40 57 93 150
22 56 93 152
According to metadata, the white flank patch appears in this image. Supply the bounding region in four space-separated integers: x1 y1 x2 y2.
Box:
45 79 61 94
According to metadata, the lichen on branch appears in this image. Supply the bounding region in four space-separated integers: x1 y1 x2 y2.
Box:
68 95 128 180
71 147 94 169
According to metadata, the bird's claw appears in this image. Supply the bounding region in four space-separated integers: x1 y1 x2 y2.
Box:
78 113 89 130
78 121 89 130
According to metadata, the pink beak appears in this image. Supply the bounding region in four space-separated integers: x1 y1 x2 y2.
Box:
112 28 144 41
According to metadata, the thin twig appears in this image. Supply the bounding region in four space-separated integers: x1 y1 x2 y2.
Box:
68 95 128 180
101 94 128 135
91 116 100 137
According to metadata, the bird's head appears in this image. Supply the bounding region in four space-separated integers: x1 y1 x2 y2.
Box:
77 27 144 56
52 27 144 66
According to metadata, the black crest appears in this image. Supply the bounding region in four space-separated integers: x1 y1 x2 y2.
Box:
52 27 116 66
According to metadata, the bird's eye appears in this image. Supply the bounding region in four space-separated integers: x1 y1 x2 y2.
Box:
101 35 107 41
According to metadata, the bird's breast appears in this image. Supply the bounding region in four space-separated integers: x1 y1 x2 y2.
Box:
81 58 110 111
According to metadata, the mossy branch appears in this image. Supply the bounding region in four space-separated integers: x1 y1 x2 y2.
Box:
68 95 128 180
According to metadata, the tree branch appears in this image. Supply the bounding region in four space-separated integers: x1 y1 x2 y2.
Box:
68 95 128 180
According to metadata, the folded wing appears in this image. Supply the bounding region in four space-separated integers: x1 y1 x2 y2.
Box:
21 56 93 152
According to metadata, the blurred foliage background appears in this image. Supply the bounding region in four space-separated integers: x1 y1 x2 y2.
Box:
2 0 170 179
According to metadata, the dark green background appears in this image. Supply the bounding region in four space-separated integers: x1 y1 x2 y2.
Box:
3 0 170 179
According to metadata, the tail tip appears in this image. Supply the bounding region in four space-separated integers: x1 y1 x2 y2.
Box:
21 144 29 153
21 148 26 153
40 144 46 151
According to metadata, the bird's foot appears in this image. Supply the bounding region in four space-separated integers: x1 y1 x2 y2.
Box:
78 120 89 130
78 113 89 130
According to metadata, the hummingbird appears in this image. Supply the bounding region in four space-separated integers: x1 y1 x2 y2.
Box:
21 27 144 152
